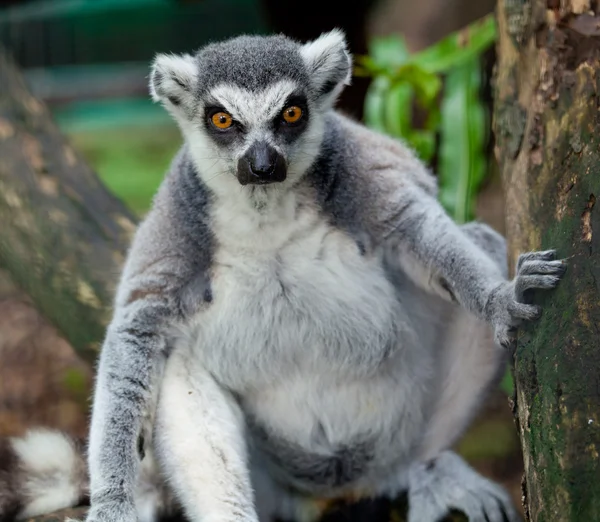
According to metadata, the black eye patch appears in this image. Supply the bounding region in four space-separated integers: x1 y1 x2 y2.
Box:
203 105 244 147
275 93 309 142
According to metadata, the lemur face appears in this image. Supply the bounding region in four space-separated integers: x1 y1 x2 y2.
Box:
150 31 351 190
200 83 308 186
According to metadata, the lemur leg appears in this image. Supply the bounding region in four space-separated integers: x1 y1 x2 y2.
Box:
408 223 521 522
153 348 259 522
133 449 177 522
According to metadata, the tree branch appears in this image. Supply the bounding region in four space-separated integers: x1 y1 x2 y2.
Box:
0 46 138 364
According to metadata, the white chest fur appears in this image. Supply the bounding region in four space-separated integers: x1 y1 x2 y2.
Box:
186 188 409 390
177 189 434 489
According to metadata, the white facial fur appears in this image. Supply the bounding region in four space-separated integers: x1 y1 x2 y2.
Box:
184 81 326 196
149 52 198 118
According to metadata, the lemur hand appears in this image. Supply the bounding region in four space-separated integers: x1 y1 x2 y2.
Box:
485 250 567 348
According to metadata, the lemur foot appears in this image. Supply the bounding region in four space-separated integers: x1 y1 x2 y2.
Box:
486 249 567 348
407 451 521 522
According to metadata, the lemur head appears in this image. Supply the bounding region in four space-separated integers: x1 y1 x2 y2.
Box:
150 30 351 190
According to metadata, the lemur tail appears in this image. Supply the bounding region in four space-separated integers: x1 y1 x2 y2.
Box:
0 429 88 521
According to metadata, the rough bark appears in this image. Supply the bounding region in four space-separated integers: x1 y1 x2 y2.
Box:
493 1 600 520
0 47 137 364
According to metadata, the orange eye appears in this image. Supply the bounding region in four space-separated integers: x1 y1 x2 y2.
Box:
283 106 303 123
211 112 233 129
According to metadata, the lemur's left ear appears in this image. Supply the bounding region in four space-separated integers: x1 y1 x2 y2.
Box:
300 29 352 102
149 53 197 114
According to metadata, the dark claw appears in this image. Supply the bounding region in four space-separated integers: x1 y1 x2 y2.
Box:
522 289 534 305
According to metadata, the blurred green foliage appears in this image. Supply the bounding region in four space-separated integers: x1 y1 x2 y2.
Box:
357 14 497 224
57 96 181 215
68 125 180 215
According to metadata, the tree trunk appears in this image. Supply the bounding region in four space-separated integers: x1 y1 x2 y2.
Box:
493 1 600 520
0 47 138 364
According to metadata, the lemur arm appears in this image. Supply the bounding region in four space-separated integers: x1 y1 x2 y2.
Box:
85 199 226 522
86 224 190 521
383 185 503 313
381 184 566 346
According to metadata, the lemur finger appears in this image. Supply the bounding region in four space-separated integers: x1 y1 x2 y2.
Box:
482 501 507 522
483 487 521 522
517 250 556 271
515 274 561 297
482 500 515 522
494 326 516 349
493 499 521 522
518 259 567 276
508 302 542 321
451 498 487 522
407 502 444 522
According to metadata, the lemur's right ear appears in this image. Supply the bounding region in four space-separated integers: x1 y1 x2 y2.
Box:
149 53 197 112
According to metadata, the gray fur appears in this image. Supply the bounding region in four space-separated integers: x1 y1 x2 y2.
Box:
2 30 566 522
191 35 309 96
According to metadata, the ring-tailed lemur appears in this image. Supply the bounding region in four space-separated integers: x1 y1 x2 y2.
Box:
0 30 566 522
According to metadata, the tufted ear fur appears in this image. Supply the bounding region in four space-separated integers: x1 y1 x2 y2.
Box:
149 53 198 115
300 29 352 105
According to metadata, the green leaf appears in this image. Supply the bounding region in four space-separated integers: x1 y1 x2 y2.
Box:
353 56 383 77
406 130 436 163
410 14 497 74
368 34 410 68
357 15 496 82
424 105 441 131
363 76 389 133
438 55 487 223
391 64 442 109
355 34 410 77
383 82 414 138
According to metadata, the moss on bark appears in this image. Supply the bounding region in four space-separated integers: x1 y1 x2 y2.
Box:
494 1 600 520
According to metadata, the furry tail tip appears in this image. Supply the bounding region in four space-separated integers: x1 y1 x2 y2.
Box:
0 429 88 521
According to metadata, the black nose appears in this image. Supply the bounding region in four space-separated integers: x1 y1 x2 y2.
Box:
247 143 278 178
237 142 287 185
